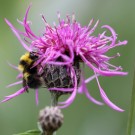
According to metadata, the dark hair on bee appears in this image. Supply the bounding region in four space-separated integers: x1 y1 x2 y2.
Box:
18 52 42 92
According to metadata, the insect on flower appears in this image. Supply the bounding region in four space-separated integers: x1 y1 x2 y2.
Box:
1 5 128 112
18 51 43 92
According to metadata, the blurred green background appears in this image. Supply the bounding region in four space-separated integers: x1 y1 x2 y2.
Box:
0 0 134 135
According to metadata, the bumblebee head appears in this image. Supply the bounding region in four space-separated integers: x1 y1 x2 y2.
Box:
18 52 39 72
29 52 38 61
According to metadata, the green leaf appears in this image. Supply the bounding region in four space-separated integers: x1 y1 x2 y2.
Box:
13 129 41 135
127 68 135 135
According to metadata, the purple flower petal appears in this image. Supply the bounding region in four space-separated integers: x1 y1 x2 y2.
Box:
23 4 38 39
78 75 104 105
6 81 23 88
58 67 77 108
1 87 27 103
101 25 116 47
80 53 128 76
49 87 73 92
95 72 124 112
35 88 39 105
7 62 19 70
5 19 31 51
84 86 104 106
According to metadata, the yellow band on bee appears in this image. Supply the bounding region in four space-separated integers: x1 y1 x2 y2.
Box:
18 65 24 72
20 52 33 65
24 72 30 81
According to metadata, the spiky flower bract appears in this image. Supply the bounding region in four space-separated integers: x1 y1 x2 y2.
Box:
39 106 64 134
1 5 128 112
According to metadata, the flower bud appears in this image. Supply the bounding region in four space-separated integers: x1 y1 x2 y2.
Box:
39 106 64 135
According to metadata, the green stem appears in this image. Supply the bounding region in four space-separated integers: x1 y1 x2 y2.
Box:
43 131 53 135
51 92 59 106
127 69 135 135
50 92 60 135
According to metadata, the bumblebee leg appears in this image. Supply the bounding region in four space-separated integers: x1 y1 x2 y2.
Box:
25 88 29 93
23 78 29 93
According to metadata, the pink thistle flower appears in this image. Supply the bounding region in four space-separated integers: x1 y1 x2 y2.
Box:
2 5 128 112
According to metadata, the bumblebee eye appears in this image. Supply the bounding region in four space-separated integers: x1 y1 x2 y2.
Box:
30 52 35 57
30 52 38 60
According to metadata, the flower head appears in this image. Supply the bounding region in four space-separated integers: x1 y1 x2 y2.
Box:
1 5 128 112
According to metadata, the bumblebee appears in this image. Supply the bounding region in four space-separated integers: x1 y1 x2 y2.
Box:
18 52 42 91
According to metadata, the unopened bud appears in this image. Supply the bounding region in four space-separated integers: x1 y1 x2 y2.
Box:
38 106 64 135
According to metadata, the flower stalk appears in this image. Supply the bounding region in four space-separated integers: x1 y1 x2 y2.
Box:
51 92 59 106
127 66 135 135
